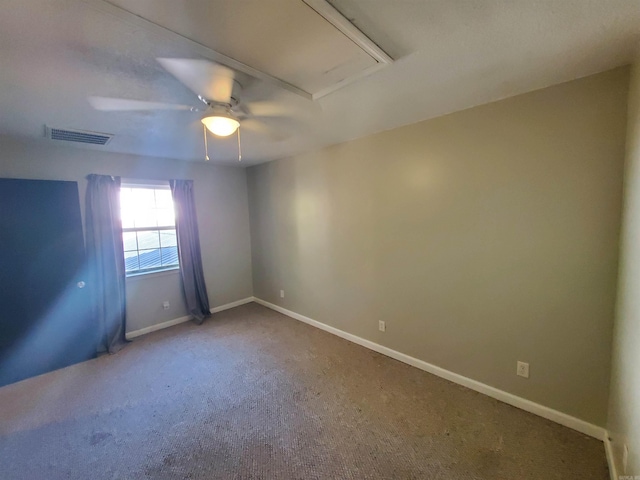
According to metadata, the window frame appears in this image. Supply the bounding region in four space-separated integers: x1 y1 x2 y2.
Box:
120 180 180 277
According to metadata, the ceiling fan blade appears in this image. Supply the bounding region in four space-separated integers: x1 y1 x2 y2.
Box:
240 101 296 118
158 58 235 104
241 118 290 142
88 96 196 111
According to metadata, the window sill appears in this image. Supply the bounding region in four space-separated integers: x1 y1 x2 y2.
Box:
125 267 180 281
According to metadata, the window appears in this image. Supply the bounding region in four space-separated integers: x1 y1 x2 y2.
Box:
120 183 179 275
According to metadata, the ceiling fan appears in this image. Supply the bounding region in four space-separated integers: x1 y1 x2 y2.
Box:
89 58 303 160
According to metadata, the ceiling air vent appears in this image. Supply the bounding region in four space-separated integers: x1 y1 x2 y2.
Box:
45 126 113 145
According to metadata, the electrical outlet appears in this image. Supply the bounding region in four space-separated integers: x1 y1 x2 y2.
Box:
280 290 285 298
516 361 529 378
162 301 170 310
623 444 629 473
378 320 386 332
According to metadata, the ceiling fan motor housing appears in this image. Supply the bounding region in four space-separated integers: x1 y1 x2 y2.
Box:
198 79 242 110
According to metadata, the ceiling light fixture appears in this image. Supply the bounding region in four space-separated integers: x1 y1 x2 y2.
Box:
201 107 240 137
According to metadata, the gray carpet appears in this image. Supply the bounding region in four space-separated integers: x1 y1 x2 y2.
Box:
0 303 608 479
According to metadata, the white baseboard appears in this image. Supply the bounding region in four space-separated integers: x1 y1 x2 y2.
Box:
604 434 619 480
211 296 254 313
126 314 192 340
253 297 606 440
126 296 254 339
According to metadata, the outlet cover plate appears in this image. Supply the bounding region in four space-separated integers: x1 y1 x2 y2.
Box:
517 361 529 378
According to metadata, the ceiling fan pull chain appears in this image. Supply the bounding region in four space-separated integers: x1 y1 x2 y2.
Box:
203 124 210 161
237 127 242 162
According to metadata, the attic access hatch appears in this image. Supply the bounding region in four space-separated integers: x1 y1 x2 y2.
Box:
100 0 392 99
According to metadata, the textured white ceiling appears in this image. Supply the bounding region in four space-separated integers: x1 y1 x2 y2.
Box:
107 0 381 96
0 0 639 166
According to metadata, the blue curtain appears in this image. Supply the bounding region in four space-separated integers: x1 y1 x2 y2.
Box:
86 174 128 353
170 180 211 324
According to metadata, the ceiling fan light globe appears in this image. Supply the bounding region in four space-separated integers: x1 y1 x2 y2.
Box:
201 115 240 137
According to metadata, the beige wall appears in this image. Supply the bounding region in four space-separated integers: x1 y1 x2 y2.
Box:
247 68 629 426
0 136 253 333
608 54 640 475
